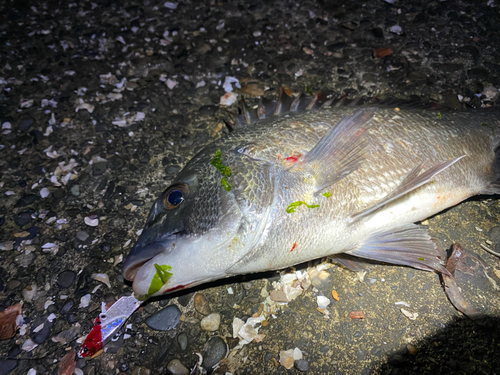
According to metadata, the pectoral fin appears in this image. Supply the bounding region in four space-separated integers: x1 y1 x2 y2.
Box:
346 223 448 274
351 156 465 220
297 108 376 194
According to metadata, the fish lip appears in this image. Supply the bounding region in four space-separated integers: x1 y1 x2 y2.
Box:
122 242 168 281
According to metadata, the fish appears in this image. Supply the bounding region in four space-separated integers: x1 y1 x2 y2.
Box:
121 91 500 305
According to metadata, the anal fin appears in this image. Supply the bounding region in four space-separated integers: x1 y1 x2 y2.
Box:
352 156 465 220
346 223 448 274
329 254 370 272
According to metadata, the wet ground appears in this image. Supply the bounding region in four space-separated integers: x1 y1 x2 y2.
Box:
1 0 500 374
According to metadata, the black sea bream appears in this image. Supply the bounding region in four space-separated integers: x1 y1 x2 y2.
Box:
121 94 500 302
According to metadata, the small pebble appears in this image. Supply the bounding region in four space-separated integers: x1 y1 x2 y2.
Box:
76 231 89 242
177 332 188 351
200 313 220 331
294 359 309 372
15 194 38 208
355 350 366 360
203 336 227 368
166 359 189 375
104 334 124 353
193 293 211 315
145 305 181 331
130 366 151 375
407 344 418 355
32 318 53 344
92 162 107 176
70 185 80 196
19 118 34 131
14 211 34 227
57 270 76 289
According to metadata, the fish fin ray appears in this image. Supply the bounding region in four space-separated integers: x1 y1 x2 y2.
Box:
352 156 465 220
297 108 376 193
274 86 295 115
329 254 370 272
481 183 500 194
239 96 259 125
347 223 448 274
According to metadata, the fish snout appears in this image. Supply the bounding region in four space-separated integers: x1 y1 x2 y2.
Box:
122 242 167 281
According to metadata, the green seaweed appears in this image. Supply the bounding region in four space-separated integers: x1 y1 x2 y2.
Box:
146 264 173 297
211 149 232 191
322 191 332 198
286 201 320 213
417 257 426 261
437 112 442 119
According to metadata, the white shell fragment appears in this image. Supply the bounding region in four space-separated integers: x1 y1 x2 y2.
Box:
220 92 238 106
113 254 123 267
279 349 295 369
232 317 245 339
233 315 265 344
22 339 38 352
401 308 418 320
293 347 303 360
164 2 178 9
33 323 44 333
75 98 95 113
317 296 330 310
79 294 91 308
23 285 37 302
166 78 178 89
41 243 59 254
0 242 14 251
20 99 34 108
92 273 111 288
389 25 403 35
40 188 50 198
47 313 57 322
222 76 241 92
84 216 99 227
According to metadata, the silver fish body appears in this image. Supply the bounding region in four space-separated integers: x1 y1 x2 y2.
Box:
122 103 500 299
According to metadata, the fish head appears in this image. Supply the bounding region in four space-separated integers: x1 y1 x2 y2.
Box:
122 146 273 299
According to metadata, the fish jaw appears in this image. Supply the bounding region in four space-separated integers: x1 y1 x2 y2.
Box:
122 241 170 282
130 243 230 298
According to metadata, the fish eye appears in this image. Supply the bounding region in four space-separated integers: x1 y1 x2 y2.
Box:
163 184 189 209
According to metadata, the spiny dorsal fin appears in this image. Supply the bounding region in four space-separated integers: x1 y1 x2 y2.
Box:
225 87 467 130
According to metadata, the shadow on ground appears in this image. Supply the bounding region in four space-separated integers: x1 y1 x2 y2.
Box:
372 316 500 374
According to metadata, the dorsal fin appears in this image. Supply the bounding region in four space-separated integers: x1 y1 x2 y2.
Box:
220 87 473 131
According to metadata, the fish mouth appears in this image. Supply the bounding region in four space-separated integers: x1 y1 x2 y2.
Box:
122 242 167 281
